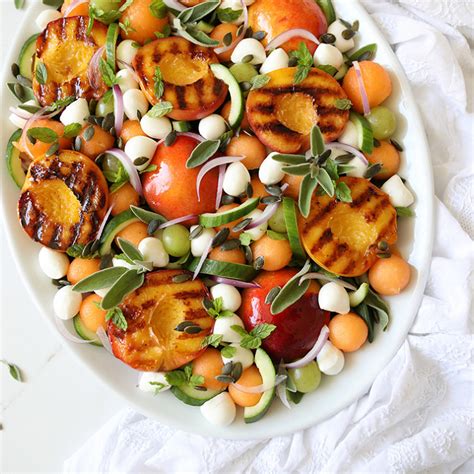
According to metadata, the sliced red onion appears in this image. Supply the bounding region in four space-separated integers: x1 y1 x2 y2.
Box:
265 28 320 52
20 106 49 159
63 0 88 16
117 59 141 82
211 276 261 288
276 363 292 409
54 317 97 345
299 272 357 290
193 239 212 280
327 143 368 166
177 132 205 142
230 374 287 394
245 202 278 230
196 156 244 201
96 326 114 354
215 0 248 55
88 46 105 91
9 105 33 120
104 148 143 196
163 0 186 11
112 85 124 136
96 204 114 242
283 325 329 369
215 164 226 209
157 214 197 230
353 61 371 116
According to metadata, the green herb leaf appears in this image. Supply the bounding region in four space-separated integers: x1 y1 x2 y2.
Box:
249 74 271 90
49 96 75 111
1 360 23 382
217 7 242 23
298 174 318 218
316 168 335 197
267 230 288 240
178 1 220 23
335 98 353 110
105 307 128 330
189 374 205 387
290 42 313 84
153 66 164 99
72 267 128 293
147 101 173 118
14 0 25 9
27 127 58 144
117 238 144 262
154 24 171 39
63 123 82 138
149 0 167 19
365 288 390 330
324 158 339 180
42 0 64 8
239 232 252 246
140 164 158 174
230 325 248 337
396 206 415 217
165 370 187 386
335 182 352 202
221 345 236 358
201 334 223 348
282 163 311 176
186 139 220 168
99 58 117 87
180 25 220 46
101 269 144 310
35 61 48 84
310 125 325 156
250 323 276 340
129 205 167 225
271 154 307 165
149 381 167 393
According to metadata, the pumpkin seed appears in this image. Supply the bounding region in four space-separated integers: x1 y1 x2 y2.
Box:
377 240 389 251
11 63 19 77
45 142 59 157
203 297 214 312
215 374 234 384
260 195 280 205
83 125 95 142
211 228 230 248
264 184 282 197
342 29 356 40
184 325 202 334
116 136 124 149
390 139 404 152
246 182 253 198
223 32 233 46
74 136 82 151
232 218 252 233
134 156 149 166
243 25 252 37
240 81 252 92
358 50 375 61
16 74 32 88
222 361 234 375
288 57 298 67
340 18 352 29
165 130 177 147
102 113 114 131
220 239 240 251
136 109 142 121
364 163 383 179
14 83 25 101
175 321 196 332
221 194 234 205
88 99 97 114
189 225 204 240
194 385 207 391
252 30 267 41
52 278 70 288
352 20 360 32
265 286 281 305
147 219 161 235
320 33 336 44
172 273 192 284
253 255 264 270
243 245 253 264
231 362 242 381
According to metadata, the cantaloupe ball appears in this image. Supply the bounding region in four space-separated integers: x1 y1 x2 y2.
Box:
209 246 247 265
119 120 146 144
228 365 263 407
67 258 102 285
221 101 251 131
225 135 267 170
79 294 107 333
210 23 239 62
192 347 228 391
369 254 411 296
251 235 292 271
115 221 148 247
110 182 140 216
364 141 400 180
328 312 368 352
282 174 303 201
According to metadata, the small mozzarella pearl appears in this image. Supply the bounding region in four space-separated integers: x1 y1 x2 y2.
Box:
138 237 169 267
112 256 136 270
53 285 82 320
190 226 216 257
221 343 254 370
259 152 285 185
200 392 236 426
60 98 90 126
94 287 110 298
123 89 149 121
213 313 245 343
317 341 345 375
244 209 268 241
198 114 227 141
210 284 242 312
381 175 415 208
327 20 355 53
38 247 70 279
138 372 170 393
140 114 172 140
260 48 289 74
116 69 139 92
117 40 138 69
223 161 251 196
318 282 350 314
338 121 359 149
231 38 267 65
36 9 62 31
124 136 157 170
313 43 344 69
346 156 368 178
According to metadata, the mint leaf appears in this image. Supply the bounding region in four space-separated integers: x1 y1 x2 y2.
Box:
221 345 237 358
149 0 167 18
99 58 117 87
35 61 48 85
335 98 352 110
154 66 164 99
239 232 252 246
250 74 270 90
63 122 82 138
27 127 58 144
1 360 23 382
290 42 313 84
335 182 352 203
217 7 242 23
105 307 128 331
165 370 187 386
201 334 223 348
250 323 276 340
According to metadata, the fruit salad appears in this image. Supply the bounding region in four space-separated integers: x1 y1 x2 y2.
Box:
6 0 416 427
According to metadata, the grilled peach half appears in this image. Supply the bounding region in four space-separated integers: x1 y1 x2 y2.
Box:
246 67 349 153
108 270 214 372
133 37 228 121
32 16 108 106
298 177 397 277
18 151 109 251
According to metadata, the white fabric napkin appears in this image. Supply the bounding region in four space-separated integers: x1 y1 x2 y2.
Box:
64 1 474 472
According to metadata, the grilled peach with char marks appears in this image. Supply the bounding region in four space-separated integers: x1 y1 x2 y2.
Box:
246 67 349 153
108 270 214 372
32 16 108 106
298 177 397 277
133 37 228 121
18 151 109 251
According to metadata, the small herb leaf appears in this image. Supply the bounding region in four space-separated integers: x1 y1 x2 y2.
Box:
186 140 220 168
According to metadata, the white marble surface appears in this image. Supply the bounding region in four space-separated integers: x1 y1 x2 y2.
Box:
0 3 124 472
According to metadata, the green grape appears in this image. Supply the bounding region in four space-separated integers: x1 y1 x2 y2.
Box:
162 225 191 257
366 106 397 140
268 205 287 233
96 95 115 117
229 63 258 83
288 361 321 393
90 0 122 13
101 154 127 183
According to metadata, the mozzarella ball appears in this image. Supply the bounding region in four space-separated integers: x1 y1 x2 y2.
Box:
317 341 345 375
346 156 368 178
245 209 268 241
223 161 251 196
138 237 169 267
116 69 139 92
210 284 242 312
219 0 246 25
38 247 70 279
140 114 172 140
123 89 149 121
200 392 236 426
313 43 344 69
94 287 110 298
198 114 227 141
138 372 170 393
231 38 267 65
112 256 136 270
190 226 216 257
60 98 90 126
327 20 356 53
221 343 254 370
53 285 82 320
338 121 359 149
318 282 350 314
260 48 289 74
117 40 138 68
9 100 37 127
381 175 415 207
36 9 62 31
213 313 245 343
259 152 285 185
124 136 157 170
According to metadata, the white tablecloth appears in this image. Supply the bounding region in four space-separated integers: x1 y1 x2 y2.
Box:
64 1 474 472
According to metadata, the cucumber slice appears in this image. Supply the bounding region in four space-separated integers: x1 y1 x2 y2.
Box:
210 63 244 129
334 63 348 81
350 112 374 154
172 121 192 132
230 63 258 83
18 33 39 80
349 282 369 307
282 197 306 262
187 259 258 281
99 209 140 256
244 348 276 423
316 0 336 24
73 316 103 347
5 129 26 188
317 64 338 77
106 23 119 70
199 197 259 227
171 385 221 406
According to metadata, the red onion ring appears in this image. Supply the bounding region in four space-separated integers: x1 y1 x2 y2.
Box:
88 46 105 91
157 214 197 230
193 239 212 280
299 272 357 291
177 132 205 142
326 143 368 166
276 364 292 409
196 156 244 201
96 327 114 354
210 276 261 288
245 184 288 230
54 316 97 344
215 0 248 55
103 148 143 196
215 164 226 209
230 374 287 394
9 105 33 120
63 0 88 16
353 61 371 116
96 204 114 242
265 28 320 52
163 0 186 11
112 85 124 136
117 59 141 82
283 325 329 369
20 106 49 159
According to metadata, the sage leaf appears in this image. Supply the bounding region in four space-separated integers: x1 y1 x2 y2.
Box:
101 269 144 310
130 205 167 224
272 154 307 165
310 125 325 156
355 302 375 342
316 168 335 197
178 1 220 23
365 289 390 331
335 182 352 202
186 139 220 168
298 174 318 218
72 267 128 293
282 163 311 176
1 360 23 382
117 238 144 262
35 62 48 85
147 101 173 118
